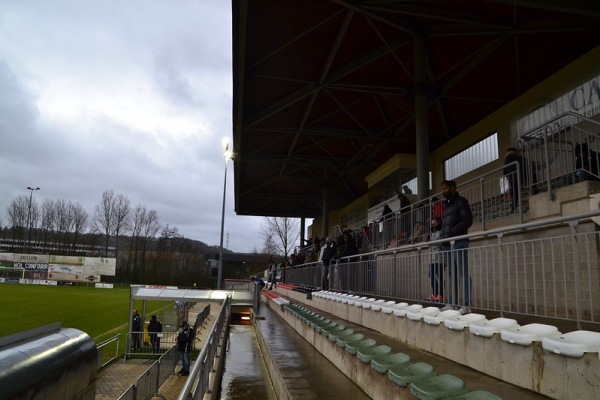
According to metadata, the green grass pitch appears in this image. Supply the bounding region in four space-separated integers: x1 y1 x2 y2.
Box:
0 284 166 342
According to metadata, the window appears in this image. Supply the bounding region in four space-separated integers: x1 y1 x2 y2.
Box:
402 172 431 195
444 133 498 180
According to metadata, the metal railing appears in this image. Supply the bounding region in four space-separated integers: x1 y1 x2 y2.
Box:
117 346 180 400
520 111 600 196
177 296 231 400
116 304 213 400
366 163 526 251
125 323 183 357
96 334 121 369
287 209 600 330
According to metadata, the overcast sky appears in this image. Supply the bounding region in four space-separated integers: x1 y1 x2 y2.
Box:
0 0 271 253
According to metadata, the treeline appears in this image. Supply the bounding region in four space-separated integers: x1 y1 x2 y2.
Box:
1 189 230 287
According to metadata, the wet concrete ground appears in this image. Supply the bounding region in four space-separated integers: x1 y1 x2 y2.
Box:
219 325 276 400
254 304 371 400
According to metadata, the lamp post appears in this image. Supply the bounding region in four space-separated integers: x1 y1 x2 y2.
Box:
217 138 234 289
26 186 40 252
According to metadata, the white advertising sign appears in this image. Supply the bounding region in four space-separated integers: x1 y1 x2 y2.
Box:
518 74 600 136
49 255 85 265
14 254 50 263
0 253 14 262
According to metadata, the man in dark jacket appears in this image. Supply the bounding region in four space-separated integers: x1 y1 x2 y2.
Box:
176 321 194 375
321 237 337 290
131 309 142 352
147 315 162 354
439 180 473 315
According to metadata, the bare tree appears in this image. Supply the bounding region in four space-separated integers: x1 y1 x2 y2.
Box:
112 193 131 256
128 205 160 277
7 195 31 248
70 202 88 254
40 198 56 250
94 190 115 256
259 217 300 261
93 190 131 256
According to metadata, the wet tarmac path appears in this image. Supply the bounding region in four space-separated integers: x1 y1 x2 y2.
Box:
254 305 371 400
219 324 277 400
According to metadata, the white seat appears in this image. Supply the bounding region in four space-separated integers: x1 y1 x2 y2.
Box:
501 323 560 346
394 304 423 317
361 298 378 308
323 291 336 300
469 318 519 338
380 301 397 314
443 313 487 330
423 309 461 325
390 302 409 316
353 296 369 307
407 306 440 321
346 295 361 305
337 293 351 303
370 299 387 311
542 330 600 357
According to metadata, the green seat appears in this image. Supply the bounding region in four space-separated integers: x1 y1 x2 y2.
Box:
409 374 468 400
336 333 364 347
357 345 392 363
371 352 411 373
329 328 354 342
442 390 503 400
321 324 345 336
316 321 337 333
305 315 323 324
310 318 330 329
388 362 435 387
346 338 377 355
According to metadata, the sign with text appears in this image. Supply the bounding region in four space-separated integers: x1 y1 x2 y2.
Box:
14 254 50 263
518 74 600 136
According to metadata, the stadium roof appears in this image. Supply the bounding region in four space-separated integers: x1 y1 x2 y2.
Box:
232 0 600 218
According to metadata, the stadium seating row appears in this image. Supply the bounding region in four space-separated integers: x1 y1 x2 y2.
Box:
285 302 502 399
311 290 600 358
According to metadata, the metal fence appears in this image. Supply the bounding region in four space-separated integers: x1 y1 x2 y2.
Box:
366 163 525 252
287 209 600 330
177 297 231 400
520 111 600 194
117 345 180 400
116 304 213 399
96 334 120 369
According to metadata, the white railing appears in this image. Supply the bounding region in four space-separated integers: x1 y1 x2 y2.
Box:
520 111 600 195
287 209 600 330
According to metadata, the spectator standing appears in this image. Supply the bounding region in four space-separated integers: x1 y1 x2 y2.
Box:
439 180 473 315
427 217 444 302
267 259 277 290
321 237 337 290
131 309 141 352
176 321 194 375
147 315 163 353
251 275 266 291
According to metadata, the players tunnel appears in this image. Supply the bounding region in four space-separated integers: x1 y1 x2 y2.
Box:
0 322 97 400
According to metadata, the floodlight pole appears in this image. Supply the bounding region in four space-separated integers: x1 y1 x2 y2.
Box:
217 138 233 289
26 186 40 252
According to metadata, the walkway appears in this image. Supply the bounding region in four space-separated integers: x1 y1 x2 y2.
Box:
254 304 371 399
95 303 222 400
